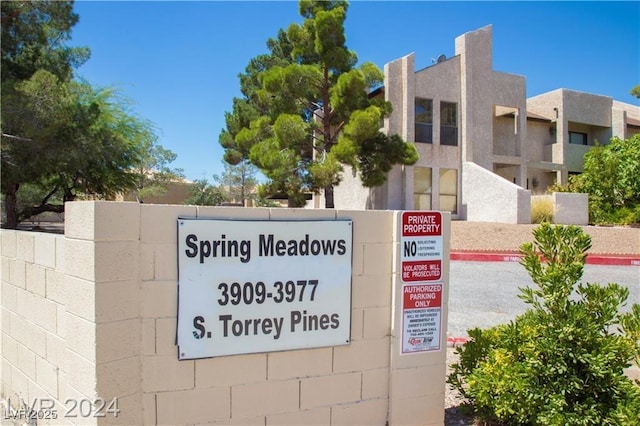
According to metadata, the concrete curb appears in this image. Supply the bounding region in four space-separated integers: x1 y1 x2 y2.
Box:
446 337 469 348
451 251 640 266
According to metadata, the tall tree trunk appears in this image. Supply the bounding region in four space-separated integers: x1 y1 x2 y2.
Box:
240 171 246 207
4 183 20 229
321 66 335 209
324 184 335 209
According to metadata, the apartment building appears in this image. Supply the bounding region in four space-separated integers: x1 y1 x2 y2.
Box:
323 25 640 223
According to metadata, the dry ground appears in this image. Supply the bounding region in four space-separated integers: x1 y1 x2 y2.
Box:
451 222 640 255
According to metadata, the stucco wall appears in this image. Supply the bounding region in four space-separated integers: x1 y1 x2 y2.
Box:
331 166 387 210
493 116 519 157
525 120 554 162
562 90 612 127
1 202 450 425
526 90 640 186
613 100 640 139
552 192 589 225
462 162 531 223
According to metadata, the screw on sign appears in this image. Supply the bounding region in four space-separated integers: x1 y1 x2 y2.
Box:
401 212 443 282
402 283 443 353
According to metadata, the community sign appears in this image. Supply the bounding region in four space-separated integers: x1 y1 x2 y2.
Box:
177 218 353 360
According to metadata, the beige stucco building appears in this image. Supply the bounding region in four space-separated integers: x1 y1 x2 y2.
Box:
321 25 640 223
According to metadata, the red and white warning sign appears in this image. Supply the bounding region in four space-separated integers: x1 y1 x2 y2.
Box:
402 283 442 353
401 212 442 282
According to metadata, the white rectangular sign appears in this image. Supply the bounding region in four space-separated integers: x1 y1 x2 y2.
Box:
402 283 442 353
177 218 353 360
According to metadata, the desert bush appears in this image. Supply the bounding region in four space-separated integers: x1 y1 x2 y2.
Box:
448 223 640 425
530 195 554 224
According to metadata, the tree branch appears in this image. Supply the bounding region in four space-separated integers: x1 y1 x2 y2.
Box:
17 185 62 222
18 203 65 222
328 121 345 145
40 185 59 206
1 133 33 142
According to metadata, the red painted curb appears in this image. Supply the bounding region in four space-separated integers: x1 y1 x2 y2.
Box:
450 251 640 266
586 255 640 266
451 252 523 263
446 336 469 348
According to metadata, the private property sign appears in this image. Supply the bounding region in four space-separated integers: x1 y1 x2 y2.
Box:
177 218 353 360
400 211 445 354
400 211 443 282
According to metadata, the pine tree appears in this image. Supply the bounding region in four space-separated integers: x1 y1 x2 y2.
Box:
219 0 417 207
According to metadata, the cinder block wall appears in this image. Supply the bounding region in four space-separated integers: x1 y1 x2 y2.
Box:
0 228 72 422
1 201 448 425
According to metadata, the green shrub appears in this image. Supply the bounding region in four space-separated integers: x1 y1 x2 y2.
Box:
448 223 640 425
531 196 554 224
552 135 640 225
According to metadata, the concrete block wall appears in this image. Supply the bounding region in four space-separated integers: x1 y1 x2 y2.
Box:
65 201 144 425
1 201 449 425
0 229 74 424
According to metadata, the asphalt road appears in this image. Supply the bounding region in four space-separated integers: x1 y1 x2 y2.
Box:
447 261 640 337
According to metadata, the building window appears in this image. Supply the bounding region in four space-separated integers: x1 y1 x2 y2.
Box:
415 98 433 143
440 101 458 146
439 168 457 213
414 167 432 209
569 131 588 145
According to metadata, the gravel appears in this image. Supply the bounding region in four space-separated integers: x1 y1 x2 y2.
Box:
451 222 640 255
445 347 476 425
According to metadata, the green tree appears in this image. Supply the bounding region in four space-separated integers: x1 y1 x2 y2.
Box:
219 29 294 166
253 187 281 208
2 71 154 226
557 135 640 224
213 161 259 206
131 137 185 202
2 0 89 228
1 0 180 228
220 0 417 207
1 0 90 82
448 224 640 425
184 179 227 206
631 85 640 99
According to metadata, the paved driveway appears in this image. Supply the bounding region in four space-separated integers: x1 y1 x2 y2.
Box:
447 261 640 337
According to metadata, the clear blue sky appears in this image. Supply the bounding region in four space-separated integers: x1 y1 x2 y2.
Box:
71 1 640 183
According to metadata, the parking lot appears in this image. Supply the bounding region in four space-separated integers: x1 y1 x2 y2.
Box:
447 260 640 337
